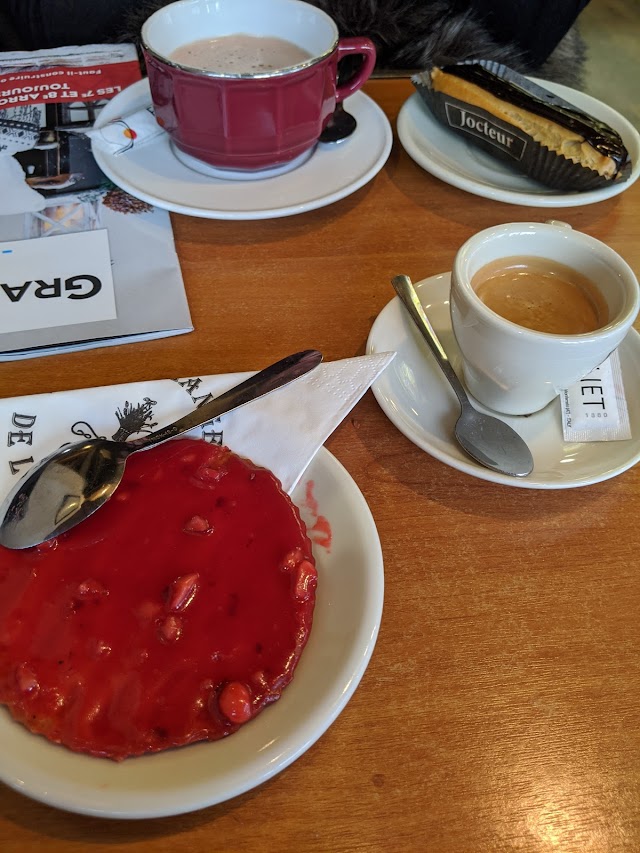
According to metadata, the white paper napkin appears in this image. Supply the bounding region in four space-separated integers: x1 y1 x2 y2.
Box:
0 353 395 500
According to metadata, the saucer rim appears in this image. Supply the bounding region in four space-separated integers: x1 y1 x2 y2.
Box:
397 79 640 208
366 272 640 489
92 79 393 220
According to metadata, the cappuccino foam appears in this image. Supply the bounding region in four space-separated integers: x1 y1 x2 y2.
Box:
170 34 313 74
472 256 608 335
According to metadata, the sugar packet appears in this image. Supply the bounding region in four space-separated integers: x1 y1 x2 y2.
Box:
561 350 631 442
75 106 164 156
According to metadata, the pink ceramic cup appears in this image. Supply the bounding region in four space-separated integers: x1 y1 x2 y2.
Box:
141 0 377 171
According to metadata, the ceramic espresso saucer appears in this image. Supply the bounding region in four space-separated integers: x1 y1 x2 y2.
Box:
397 79 640 207
366 273 640 488
92 79 392 220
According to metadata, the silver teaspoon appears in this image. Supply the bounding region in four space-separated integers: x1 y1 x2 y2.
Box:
0 349 323 550
391 275 533 478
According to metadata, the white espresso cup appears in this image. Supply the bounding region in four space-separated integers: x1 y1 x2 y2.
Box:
450 221 640 416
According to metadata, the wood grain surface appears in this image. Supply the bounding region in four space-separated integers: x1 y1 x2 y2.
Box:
1 78 640 853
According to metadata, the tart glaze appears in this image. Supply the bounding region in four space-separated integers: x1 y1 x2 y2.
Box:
0 439 317 760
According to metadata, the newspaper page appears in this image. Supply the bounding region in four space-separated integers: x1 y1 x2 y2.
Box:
0 44 192 359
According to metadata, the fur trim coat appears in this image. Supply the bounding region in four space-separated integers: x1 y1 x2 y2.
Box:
119 0 585 87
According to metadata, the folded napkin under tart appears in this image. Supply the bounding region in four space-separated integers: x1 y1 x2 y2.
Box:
0 353 395 500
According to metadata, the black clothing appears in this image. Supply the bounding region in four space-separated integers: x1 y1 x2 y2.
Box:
459 0 591 65
0 0 590 71
1 0 134 50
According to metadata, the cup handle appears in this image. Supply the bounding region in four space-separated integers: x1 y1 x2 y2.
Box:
335 38 377 102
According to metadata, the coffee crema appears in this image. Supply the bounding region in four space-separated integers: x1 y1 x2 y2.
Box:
471 256 609 335
169 34 313 74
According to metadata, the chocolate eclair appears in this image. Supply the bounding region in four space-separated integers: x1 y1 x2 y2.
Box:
413 61 631 192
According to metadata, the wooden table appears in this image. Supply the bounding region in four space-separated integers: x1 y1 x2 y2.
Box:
2 78 640 853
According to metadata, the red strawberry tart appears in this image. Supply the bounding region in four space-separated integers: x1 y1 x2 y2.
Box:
0 439 317 760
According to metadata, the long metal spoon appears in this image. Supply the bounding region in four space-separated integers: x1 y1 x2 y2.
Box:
0 350 322 550
391 275 534 478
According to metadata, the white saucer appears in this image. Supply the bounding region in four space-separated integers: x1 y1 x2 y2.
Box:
0 448 384 818
367 273 640 488
397 79 640 207
92 79 392 220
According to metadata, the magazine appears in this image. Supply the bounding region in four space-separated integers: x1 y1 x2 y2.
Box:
0 44 192 360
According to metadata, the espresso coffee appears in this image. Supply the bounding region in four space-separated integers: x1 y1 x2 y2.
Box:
170 34 313 74
472 256 609 335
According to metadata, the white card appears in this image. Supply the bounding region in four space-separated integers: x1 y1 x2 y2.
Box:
0 229 117 335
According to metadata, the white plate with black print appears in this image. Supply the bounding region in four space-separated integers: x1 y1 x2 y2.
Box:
0 446 383 818
397 80 640 207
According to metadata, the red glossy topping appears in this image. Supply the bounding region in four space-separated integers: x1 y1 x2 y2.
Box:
0 439 317 760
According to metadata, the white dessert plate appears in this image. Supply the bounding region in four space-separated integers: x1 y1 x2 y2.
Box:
367 273 640 488
0 447 384 818
397 79 640 207
92 79 392 220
